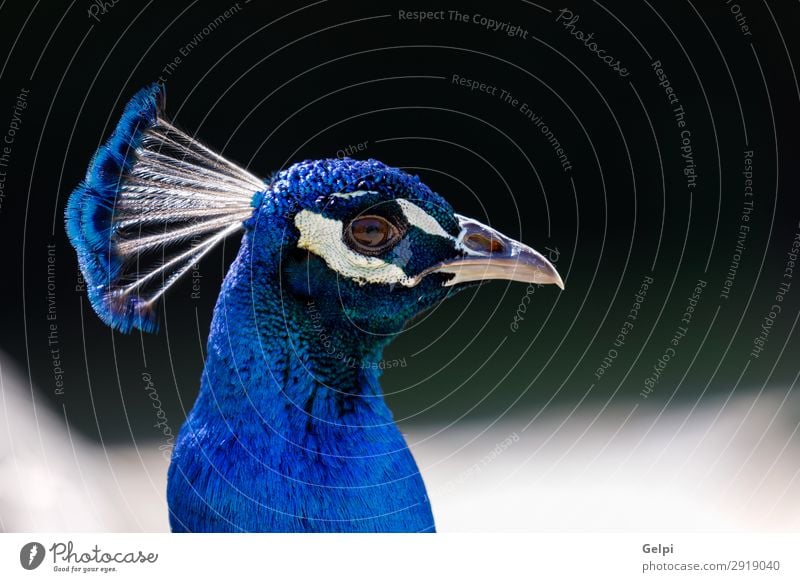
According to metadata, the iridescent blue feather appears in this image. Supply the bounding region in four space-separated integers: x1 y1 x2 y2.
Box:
66 84 163 331
66 84 262 332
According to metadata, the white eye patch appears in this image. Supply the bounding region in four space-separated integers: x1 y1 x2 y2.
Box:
395 199 453 239
329 191 454 240
293 197 455 286
295 210 413 286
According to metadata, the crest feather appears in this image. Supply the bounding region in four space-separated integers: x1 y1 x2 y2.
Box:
66 84 264 332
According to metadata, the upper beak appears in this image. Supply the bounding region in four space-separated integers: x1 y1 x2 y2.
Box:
414 214 564 289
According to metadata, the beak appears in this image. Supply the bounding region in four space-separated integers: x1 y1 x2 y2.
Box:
414 214 564 289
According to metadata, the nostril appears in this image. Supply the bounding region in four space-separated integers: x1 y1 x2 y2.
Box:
463 233 505 254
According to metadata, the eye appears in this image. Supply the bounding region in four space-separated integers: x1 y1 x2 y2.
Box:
346 215 400 254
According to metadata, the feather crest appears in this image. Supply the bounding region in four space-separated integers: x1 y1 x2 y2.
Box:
66 84 263 332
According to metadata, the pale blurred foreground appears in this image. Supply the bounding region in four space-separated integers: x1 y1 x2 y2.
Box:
2 351 798 532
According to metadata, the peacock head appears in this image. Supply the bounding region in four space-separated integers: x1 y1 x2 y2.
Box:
66 85 562 337
247 158 563 336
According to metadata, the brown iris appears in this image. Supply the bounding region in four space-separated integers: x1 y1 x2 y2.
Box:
346 215 399 254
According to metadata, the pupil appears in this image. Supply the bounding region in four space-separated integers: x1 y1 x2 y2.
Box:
353 218 387 246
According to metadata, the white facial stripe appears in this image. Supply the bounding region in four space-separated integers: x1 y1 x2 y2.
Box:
330 190 375 200
328 194 453 239
396 199 454 240
294 210 414 286
295 200 458 287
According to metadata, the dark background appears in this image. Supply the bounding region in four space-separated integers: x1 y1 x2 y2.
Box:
0 0 798 445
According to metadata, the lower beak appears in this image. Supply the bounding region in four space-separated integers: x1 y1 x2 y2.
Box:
415 214 564 289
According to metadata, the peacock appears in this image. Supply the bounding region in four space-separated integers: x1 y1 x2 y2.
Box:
66 84 563 532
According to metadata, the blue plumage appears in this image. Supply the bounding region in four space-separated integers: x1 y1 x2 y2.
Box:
66 84 164 332
66 85 563 532
169 159 444 532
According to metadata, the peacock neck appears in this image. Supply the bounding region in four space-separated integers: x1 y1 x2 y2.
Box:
196 239 403 451
168 221 436 532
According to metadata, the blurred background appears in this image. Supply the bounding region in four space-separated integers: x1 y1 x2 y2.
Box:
0 0 798 531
